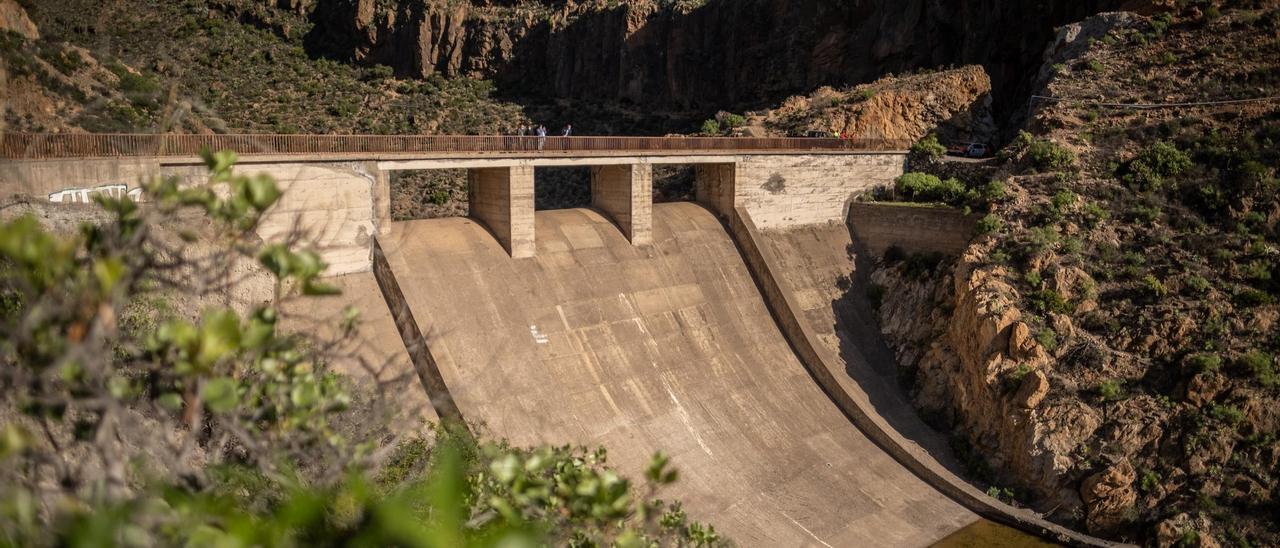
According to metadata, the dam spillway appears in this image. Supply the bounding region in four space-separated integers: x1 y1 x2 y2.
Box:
375 203 975 546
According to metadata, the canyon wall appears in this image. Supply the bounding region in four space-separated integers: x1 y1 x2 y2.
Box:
302 0 1125 120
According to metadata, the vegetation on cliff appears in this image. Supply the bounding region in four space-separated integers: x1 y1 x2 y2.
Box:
873 3 1280 545
7 0 527 134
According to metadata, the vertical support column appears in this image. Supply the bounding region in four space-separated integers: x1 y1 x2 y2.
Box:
694 162 738 219
468 165 535 258
590 163 652 246
369 162 392 235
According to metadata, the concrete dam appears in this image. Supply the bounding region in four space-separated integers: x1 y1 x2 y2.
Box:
0 135 1118 547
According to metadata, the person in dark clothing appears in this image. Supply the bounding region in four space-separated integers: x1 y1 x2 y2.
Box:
562 124 573 137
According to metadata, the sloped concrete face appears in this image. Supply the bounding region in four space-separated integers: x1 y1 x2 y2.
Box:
377 203 975 546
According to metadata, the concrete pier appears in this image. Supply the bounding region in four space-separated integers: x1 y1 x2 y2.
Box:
590 163 652 246
467 165 535 258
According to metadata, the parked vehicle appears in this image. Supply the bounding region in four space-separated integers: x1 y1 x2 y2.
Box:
946 142 991 158
965 143 990 158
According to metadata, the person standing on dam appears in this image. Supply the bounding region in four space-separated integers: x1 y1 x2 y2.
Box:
536 125 547 151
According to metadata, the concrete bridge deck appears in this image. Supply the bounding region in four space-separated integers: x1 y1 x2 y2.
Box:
0 133 909 161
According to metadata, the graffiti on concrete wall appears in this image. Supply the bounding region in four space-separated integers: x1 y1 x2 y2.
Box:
48 184 143 204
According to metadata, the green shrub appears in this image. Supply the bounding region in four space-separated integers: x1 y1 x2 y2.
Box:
985 486 1017 504
911 134 947 158
1098 379 1125 401
1036 329 1059 352
980 180 1007 203
1051 189 1077 212
1143 274 1169 298
1140 469 1161 493
1242 350 1277 387
1120 141 1193 192
1001 363 1034 393
1025 270 1045 289
1029 288 1072 314
1243 259 1272 283
1027 138 1077 172
975 214 1002 235
1210 404 1245 425
699 119 721 136
1236 288 1275 307
721 113 746 128
1188 353 1222 373
1129 203 1162 223
1061 237 1084 256
1082 202 1110 229
1186 275 1211 294
894 172 967 204
1026 226 1060 254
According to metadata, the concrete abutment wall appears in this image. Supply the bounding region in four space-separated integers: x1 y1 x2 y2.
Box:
846 202 980 257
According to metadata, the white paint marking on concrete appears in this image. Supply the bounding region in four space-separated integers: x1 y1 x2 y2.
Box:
616 292 712 455
781 511 834 548
48 184 143 204
597 384 624 421
555 304 572 332
662 377 713 457
617 293 655 337
529 324 549 344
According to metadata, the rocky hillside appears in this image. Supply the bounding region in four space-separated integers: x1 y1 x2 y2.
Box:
871 4 1280 546
8 0 527 134
9 0 1145 136
749 65 997 143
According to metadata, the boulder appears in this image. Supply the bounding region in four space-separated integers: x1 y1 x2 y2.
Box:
0 0 38 40
1184 372 1226 406
1155 513 1221 548
1015 369 1050 409
1080 460 1137 535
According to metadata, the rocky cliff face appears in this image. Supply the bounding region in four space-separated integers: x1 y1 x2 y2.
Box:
754 65 997 142
301 0 1126 122
873 246 1104 525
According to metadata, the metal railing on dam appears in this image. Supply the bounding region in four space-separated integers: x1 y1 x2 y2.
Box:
0 133 911 160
